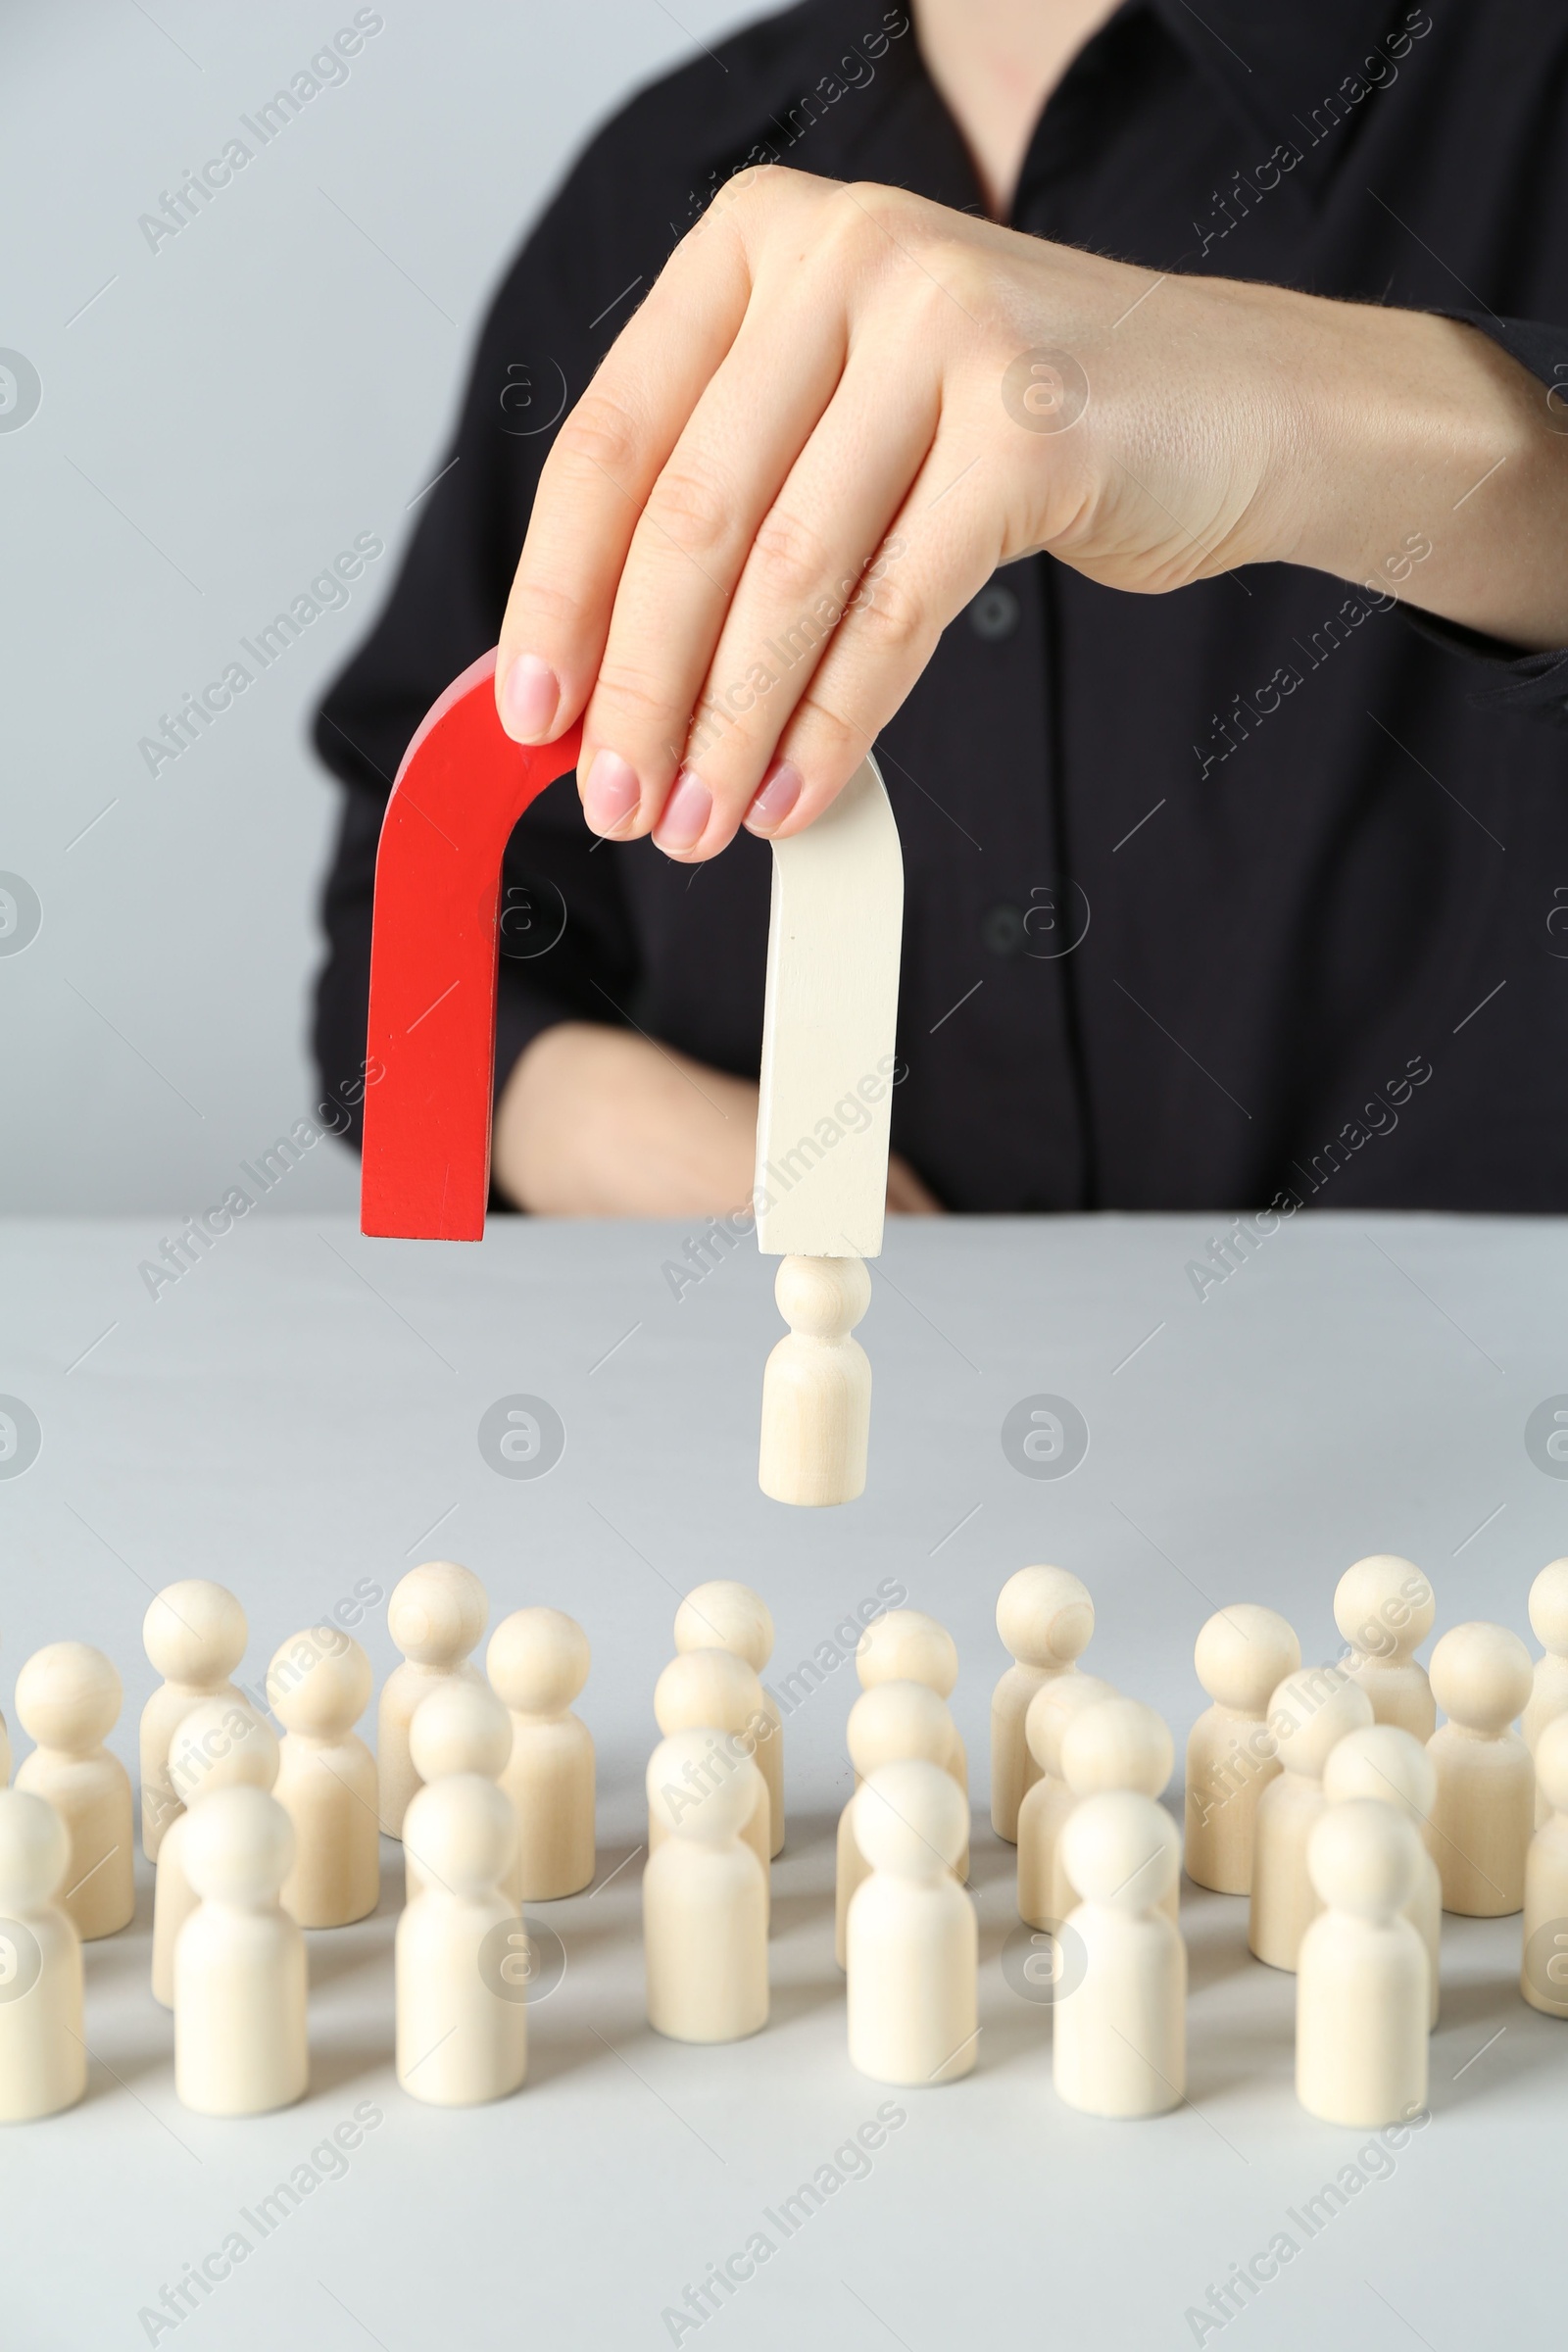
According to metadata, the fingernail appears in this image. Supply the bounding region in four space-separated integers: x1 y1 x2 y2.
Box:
654 767 712 855
582 749 641 835
502 654 559 740
742 758 803 836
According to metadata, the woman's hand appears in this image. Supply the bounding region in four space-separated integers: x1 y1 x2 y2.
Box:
492 1022 941 1216
496 166 1568 862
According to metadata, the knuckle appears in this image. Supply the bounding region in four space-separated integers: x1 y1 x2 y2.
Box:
840 566 925 659
790 689 866 771
550 389 642 481
590 656 683 736
832 178 928 264
750 505 830 603
505 571 583 640
643 464 735 563
837 178 913 234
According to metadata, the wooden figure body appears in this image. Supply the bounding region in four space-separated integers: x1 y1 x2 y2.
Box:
1016 1673 1117 1929
487 1609 595 1900
174 1786 307 2116
759 1258 871 1505
1427 1621 1534 1917
1058 1697 1179 1924
398 1775 527 2103
1184 1604 1300 1895
1249 1667 1373 1971
1322 1723 1442 2027
1297 1800 1427 2127
836 1681 955 1968
0 1788 85 2123
1333 1555 1436 1740
1524 1560 1568 1827
990 1566 1094 1842
644 1731 768 2043
377 1560 488 1838
152 1699 279 2007
651 1650 769 1885
14 1642 134 1939
406 1679 516 1904
1522 1714 1568 2016
847 1761 975 2085
139 1580 248 1858
1054 1791 1185 2119
675 1582 784 1856
267 1630 378 1928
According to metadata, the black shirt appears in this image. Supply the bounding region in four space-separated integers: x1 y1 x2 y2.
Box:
314 0 1568 1212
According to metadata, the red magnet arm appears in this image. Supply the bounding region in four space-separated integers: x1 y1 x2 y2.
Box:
361 648 582 1240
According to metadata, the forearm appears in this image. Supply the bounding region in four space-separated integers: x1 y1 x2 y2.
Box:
492 1023 760 1216
1266 295 1568 651
492 1020 944 1215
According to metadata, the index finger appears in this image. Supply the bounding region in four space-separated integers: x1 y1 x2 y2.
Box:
494 179 760 748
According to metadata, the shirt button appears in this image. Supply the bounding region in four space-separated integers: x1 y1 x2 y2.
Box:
981 904 1026 956
968 582 1021 642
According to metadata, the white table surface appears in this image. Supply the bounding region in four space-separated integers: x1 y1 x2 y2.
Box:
1 1209 1565 2351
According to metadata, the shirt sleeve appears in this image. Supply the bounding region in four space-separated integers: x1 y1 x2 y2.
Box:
1397 311 1568 724
310 132 641 1152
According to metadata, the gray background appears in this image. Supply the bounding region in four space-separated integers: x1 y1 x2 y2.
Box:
2 1210 1566 2348
0 0 751 1213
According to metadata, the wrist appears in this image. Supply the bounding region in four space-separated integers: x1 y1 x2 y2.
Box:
1255 294 1568 645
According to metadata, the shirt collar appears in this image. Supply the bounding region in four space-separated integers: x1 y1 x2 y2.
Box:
1136 0 1427 201
673 0 1418 216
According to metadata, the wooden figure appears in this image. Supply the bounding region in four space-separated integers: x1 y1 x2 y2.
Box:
152 1699 279 2008
1322 1722 1442 2027
836 1680 955 1968
1249 1666 1373 1971
174 1786 307 2116
759 1258 872 1507
674 1582 784 1856
378 1559 488 1838
14 1642 135 1939
487 1607 595 1899
1297 1799 1428 2127
990 1565 1094 1842
406 1679 516 1904
754 753 902 1507
1184 1604 1300 1895
1333 1555 1436 1740
1524 1559 1568 1827
0 1788 85 2123
1058 1696 1179 1924
644 1730 768 2043
1522 1713 1568 2017
267 1629 379 1929
1054 1790 1186 2120
398 1774 527 2103
856 1610 966 1791
651 1650 770 1883
1016 1672 1117 1929
847 1760 975 2085
139 1579 248 1859
1427 1621 1533 1917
